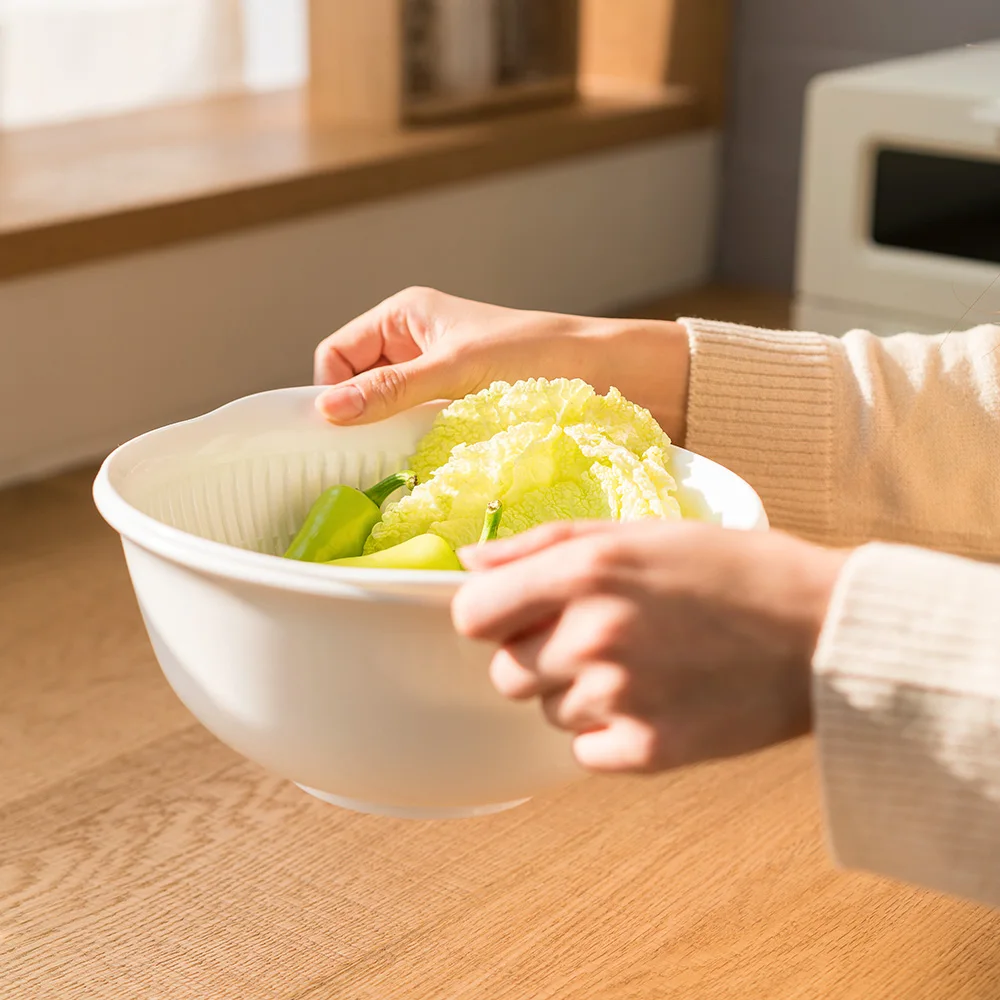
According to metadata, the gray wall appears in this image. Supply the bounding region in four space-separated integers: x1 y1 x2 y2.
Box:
718 1 1000 290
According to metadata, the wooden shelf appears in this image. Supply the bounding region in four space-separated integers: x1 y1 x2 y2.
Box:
0 81 705 282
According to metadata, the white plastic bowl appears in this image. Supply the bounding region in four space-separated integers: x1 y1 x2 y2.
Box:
93 387 768 819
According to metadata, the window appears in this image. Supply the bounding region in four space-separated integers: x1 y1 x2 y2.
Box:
0 0 308 130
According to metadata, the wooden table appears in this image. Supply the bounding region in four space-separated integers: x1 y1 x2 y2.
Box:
2 286 998 996
4 468 1000 999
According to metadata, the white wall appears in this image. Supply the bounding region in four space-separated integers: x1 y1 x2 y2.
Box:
0 131 720 488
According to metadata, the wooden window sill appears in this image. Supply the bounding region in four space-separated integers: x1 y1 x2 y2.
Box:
0 81 708 282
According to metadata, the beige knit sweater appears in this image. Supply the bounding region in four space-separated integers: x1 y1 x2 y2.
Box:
680 318 1000 908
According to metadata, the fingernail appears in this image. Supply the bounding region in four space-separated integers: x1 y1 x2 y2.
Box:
318 385 363 422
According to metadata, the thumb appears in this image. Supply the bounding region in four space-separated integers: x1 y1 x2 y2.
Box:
315 356 460 425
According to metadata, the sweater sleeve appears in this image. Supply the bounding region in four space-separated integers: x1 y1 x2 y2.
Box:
814 542 1000 908
679 319 1000 558
679 318 1000 905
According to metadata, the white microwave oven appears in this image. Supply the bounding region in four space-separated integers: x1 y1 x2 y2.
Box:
794 42 1000 338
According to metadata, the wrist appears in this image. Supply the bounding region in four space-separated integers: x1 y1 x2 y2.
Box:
796 544 853 732
576 317 691 445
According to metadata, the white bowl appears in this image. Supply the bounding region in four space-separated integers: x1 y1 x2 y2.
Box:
93 387 768 819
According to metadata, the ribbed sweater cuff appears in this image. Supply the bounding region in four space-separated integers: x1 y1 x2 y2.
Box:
814 543 1000 907
679 318 836 541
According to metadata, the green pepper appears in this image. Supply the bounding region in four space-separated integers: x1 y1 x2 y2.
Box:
284 471 416 563
479 500 503 545
326 533 463 571
326 501 503 572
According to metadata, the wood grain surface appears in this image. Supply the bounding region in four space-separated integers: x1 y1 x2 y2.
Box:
3 290 1000 998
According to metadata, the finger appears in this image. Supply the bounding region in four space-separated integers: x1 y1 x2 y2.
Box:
498 598 622 685
453 536 612 642
540 664 626 732
490 619 586 699
313 294 424 385
489 640 565 701
572 717 665 775
315 355 458 425
459 519 620 571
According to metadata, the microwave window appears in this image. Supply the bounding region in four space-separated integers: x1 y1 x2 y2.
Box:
871 148 1000 265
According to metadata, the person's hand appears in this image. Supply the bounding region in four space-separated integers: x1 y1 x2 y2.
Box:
314 287 691 442
453 521 848 774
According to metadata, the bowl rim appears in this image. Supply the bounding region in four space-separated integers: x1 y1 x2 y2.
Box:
93 386 767 602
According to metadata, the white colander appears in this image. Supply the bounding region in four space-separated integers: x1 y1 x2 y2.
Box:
93 386 768 819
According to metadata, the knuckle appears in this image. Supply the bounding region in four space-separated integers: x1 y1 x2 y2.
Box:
553 667 629 726
566 625 613 666
391 285 437 313
566 606 635 666
397 284 434 301
383 286 449 344
596 610 635 657
572 537 622 593
542 690 581 731
313 336 335 372
490 651 536 700
379 287 430 336
538 644 577 680
591 664 632 707
450 586 481 637
365 364 407 404
539 692 564 728
535 520 579 548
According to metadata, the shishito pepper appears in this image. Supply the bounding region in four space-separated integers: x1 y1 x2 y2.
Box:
326 533 463 571
478 500 503 545
284 471 416 563
327 501 503 572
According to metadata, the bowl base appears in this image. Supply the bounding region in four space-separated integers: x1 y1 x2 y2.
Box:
296 784 530 820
